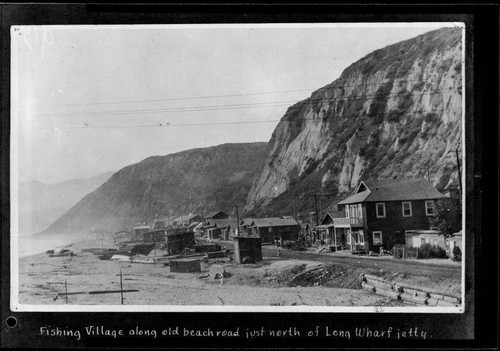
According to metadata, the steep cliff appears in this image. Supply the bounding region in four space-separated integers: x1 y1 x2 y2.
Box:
45 143 267 233
245 27 463 216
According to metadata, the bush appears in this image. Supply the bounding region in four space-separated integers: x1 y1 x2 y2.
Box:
452 246 462 262
417 243 447 259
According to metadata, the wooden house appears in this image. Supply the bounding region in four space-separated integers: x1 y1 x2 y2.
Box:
246 217 300 244
405 229 446 250
202 211 229 223
134 224 151 237
165 227 195 255
314 211 348 249
335 179 445 253
143 229 166 243
171 214 202 227
205 218 238 240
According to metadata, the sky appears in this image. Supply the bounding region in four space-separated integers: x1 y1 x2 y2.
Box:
12 23 453 184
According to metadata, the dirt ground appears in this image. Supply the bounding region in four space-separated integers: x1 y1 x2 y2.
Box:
16 238 460 307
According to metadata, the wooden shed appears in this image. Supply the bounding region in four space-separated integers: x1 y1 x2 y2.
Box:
170 258 202 273
233 236 262 264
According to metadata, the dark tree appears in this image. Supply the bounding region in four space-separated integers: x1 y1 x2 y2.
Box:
430 197 462 237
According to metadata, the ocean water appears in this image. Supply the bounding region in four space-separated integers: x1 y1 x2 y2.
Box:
17 233 87 258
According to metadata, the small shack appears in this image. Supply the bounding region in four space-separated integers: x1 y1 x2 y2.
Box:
143 229 166 243
165 227 195 255
170 258 202 273
247 217 300 244
134 224 151 237
233 235 262 264
405 230 446 250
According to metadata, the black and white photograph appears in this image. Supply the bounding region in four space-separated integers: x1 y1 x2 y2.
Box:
11 22 466 312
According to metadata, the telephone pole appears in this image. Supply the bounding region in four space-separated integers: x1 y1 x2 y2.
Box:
307 193 335 226
455 147 462 199
235 205 240 236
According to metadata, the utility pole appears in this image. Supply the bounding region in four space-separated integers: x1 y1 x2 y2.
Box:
307 194 335 226
455 147 462 199
235 205 240 236
292 194 297 221
120 269 124 305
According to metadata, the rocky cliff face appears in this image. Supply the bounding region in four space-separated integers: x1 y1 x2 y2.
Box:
45 143 267 233
245 27 463 215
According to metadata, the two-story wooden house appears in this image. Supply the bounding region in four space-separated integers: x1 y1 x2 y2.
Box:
335 179 445 253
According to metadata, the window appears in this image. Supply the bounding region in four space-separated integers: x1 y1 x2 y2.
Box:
373 231 382 245
421 238 426 245
425 200 435 216
376 203 386 218
402 202 412 217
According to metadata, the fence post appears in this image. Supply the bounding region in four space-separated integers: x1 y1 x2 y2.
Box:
416 247 419 260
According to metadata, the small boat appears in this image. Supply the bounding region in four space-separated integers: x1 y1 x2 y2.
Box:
91 248 119 255
97 250 131 260
48 249 75 257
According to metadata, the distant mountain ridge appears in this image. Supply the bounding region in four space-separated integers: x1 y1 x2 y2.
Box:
44 143 268 234
18 172 114 234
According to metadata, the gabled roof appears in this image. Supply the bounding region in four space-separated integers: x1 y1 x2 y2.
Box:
172 214 200 222
249 217 299 227
240 218 255 226
203 211 228 218
338 179 444 204
207 218 238 229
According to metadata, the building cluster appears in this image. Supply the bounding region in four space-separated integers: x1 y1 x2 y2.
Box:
131 178 462 259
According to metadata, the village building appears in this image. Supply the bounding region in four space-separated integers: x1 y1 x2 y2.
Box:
151 216 168 230
192 222 205 237
334 179 445 254
233 235 262 263
202 211 229 223
134 224 151 237
142 229 166 243
245 217 300 244
404 229 447 250
165 227 196 255
314 210 348 249
239 218 255 234
171 214 202 227
204 218 238 241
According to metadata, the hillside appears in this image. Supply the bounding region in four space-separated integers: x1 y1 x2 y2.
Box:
18 172 114 234
44 143 268 234
245 27 463 217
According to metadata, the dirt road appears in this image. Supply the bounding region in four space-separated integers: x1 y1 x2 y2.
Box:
215 241 462 280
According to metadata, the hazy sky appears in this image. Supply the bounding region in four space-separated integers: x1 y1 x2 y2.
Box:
12 23 452 184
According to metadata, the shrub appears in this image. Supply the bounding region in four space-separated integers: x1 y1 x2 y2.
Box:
417 243 447 259
452 246 462 262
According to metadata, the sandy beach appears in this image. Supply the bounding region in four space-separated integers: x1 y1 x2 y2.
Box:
16 236 406 307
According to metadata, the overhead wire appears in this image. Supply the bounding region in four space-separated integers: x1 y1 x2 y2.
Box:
36 76 459 109
30 107 463 130
37 87 460 118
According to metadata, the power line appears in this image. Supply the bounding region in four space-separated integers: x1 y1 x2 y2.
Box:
30 106 463 130
38 88 460 118
36 76 459 109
